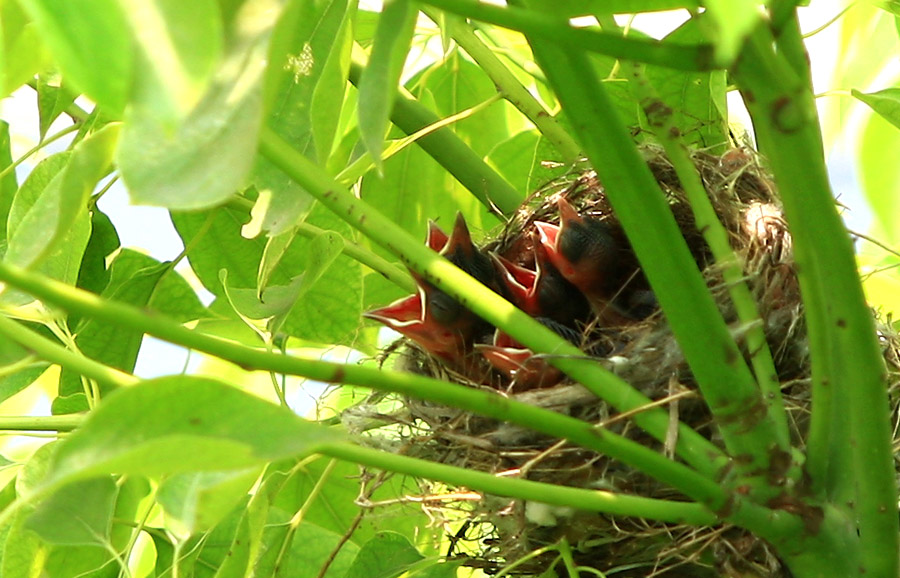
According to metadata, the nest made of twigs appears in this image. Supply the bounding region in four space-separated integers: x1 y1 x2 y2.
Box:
344 145 900 577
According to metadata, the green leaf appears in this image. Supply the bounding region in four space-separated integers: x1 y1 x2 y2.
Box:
42 544 119 578
212 463 291 578
253 521 359 578
74 207 121 298
486 130 565 196
344 532 423 578
644 17 728 150
119 0 222 123
699 0 759 66
0 453 15 472
58 249 172 407
277 207 362 345
250 0 354 237
1 507 45 578
16 0 132 115
0 363 50 406
173 202 362 344
221 267 306 319
158 467 261 537
853 87 900 130
271 458 427 547
0 120 16 247
858 96 900 245
0 0 45 96
45 376 342 484
36 72 77 140
25 477 117 545
4 123 118 270
408 51 510 158
358 0 418 168
118 0 283 210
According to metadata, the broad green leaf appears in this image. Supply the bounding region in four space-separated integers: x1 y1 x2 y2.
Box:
266 230 343 334
5 123 118 270
74 208 121 298
0 363 50 406
220 268 307 319
0 120 15 247
853 87 900 130
151 532 177 578
110 476 151 549
42 544 119 578
250 0 354 237
119 0 222 123
212 462 293 578
253 520 359 578
172 204 262 296
1 507 46 577
310 2 353 165
277 206 362 345
58 249 169 407
173 202 362 344
858 108 900 245
344 532 422 578
357 0 417 169
408 51 511 159
158 467 261 537
0 453 15 472
644 17 728 150
187 496 249 578
271 457 427 547
118 0 284 210
699 0 759 66
16 0 132 115
823 5 896 147
45 376 342 484
0 0 45 96
25 477 117 545
36 72 77 140
486 130 565 196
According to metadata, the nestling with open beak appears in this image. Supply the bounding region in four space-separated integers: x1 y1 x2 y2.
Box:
535 198 656 323
364 213 499 370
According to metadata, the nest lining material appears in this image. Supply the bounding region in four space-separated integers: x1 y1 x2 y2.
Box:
345 146 900 577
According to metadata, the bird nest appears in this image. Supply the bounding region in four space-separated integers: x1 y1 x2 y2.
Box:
347 146 900 577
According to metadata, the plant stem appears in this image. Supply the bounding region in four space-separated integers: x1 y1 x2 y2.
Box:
733 25 898 578
257 127 732 479
227 195 415 293
514 18 784 486
349 50 522 216
418 0 714 71
421 7 581 162
604 38 789 450
0 415 82 432
0 262 732 509
0 314 138 389
320 442 717 525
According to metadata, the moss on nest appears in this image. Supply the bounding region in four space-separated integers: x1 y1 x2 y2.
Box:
345 145 900 577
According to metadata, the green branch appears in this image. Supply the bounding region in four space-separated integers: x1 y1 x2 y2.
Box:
320 442 717 525
349 50 523 216
419 0 715 71
516 25 784 488
733 25 898 578
0 314 138 389
608 49 789 450
227 196 416 293
421 7 581 163
257 127 733 480
0 261 730 510
0 415 82 432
